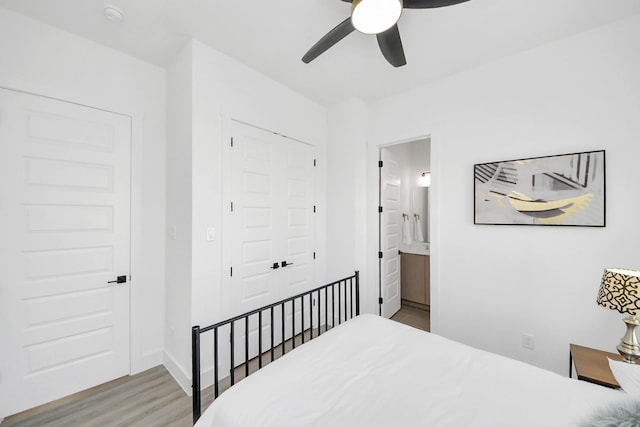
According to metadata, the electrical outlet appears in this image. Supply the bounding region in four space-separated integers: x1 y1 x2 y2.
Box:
522 333 535 350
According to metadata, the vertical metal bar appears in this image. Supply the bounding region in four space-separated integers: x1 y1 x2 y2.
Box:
270 306 275 362
332 285 335 328
317 289 322 336
325 287 328 332
191 326 201 425
338 280 342 325
301 294 305 344
258 311 263 369
342 279 346 321
245 316 249 378
281 302 286 355
338 280 347 321
309 293 312 338
344 279 348 319
214 327 219 398
350 277 354 319
292 298 296 349
230 321 235 386
355 271 360 316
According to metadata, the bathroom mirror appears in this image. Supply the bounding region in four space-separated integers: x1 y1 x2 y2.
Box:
412 187 429 243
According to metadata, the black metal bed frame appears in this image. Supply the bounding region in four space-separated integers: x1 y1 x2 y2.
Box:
191 271 360 424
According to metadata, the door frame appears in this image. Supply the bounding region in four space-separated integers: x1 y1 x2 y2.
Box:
368 134 437 328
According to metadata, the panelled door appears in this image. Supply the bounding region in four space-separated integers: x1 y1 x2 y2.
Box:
379 148 402 318
0 89 131 417
229 121 315 359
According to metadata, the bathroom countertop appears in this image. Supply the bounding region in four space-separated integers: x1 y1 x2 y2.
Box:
401 242 430 256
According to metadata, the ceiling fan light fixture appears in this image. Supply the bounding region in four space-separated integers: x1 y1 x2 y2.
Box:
351 0 403 35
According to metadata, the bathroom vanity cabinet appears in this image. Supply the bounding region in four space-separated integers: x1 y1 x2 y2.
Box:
401 253 430 308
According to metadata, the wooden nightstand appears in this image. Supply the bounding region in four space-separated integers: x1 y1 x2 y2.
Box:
569 344 622 389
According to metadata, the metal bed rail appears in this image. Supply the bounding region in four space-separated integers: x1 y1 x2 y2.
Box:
192 271 360 424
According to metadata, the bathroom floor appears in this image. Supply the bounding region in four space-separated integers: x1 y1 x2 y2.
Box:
391 304 430 332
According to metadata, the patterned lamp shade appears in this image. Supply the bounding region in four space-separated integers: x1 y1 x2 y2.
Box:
597 268 640 315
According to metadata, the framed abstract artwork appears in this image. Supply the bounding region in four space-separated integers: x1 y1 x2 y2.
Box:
474 150 605 226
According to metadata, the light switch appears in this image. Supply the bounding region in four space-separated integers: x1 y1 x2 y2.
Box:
206 227 216 241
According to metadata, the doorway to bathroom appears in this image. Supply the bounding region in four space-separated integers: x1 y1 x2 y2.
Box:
379 137 431 332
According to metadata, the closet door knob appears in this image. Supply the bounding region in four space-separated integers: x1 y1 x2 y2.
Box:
270 262 280 270
281 261 294 268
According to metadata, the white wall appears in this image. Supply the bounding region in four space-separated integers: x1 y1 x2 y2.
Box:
364 14 640 375
164 40 329 392
164 42 194 385
326 99 370 311
0 8 167 374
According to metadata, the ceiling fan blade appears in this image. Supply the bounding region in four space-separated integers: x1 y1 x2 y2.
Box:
377 24 406 67
302 17 355 64
403 0 470 9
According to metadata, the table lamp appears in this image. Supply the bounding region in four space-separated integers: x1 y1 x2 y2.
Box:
597 268 640 364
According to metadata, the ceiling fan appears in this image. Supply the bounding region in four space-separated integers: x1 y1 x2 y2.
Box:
302 0 471 67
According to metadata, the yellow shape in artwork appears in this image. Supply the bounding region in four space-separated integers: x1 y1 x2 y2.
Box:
505 192 594 224
539 193 594 224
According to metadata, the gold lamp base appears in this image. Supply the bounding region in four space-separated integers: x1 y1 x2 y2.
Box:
617 316 640 364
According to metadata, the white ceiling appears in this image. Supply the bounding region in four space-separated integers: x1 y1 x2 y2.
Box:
2 0 640 106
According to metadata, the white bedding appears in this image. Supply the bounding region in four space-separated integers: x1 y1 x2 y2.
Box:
195 314 623 426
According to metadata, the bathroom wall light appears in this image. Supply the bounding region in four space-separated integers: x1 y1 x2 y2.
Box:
419 172 431 187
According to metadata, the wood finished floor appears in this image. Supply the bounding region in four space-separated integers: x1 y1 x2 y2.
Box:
4 307 430 426
391 304 430 332
2 365 206 427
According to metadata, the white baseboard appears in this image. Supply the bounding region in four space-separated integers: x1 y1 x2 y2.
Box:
162 350 192 395
131 349 163 375
198 365 215 393
162 350 216 397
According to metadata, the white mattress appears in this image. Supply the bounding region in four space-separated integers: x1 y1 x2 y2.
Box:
195 314 622 426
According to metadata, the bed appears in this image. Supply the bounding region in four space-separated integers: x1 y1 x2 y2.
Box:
192 274 630 426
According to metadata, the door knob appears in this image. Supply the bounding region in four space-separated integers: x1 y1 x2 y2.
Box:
270 262 280 270
108 275 127 284
281 261 294 268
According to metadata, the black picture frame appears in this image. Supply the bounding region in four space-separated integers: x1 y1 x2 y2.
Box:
474 150 606 226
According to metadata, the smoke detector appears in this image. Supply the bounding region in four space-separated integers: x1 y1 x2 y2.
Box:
104 5 124 23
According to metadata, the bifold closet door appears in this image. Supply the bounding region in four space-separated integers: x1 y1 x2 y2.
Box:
0 88 131 417
228 121 315 362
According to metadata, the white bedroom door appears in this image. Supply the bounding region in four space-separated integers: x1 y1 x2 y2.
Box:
228 121 315 358
0 88 131 417
379 148 402 318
